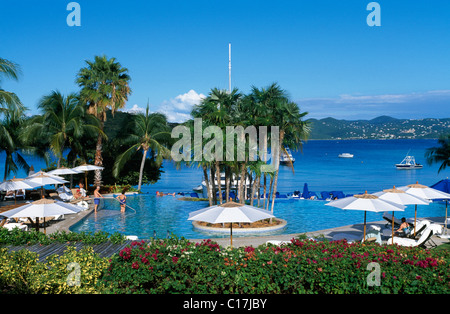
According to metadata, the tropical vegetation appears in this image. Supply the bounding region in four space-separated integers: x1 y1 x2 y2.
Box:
426 134 450 173
187 83 310 216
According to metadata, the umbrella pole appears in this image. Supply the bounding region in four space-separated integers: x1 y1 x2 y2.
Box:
391 211 395 245
414 204 417 237
85 172 88 192
35 218 39 232
230 223 233 248
363 211 367 241
445 200 448 234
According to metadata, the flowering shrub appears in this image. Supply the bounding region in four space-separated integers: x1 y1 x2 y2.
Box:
0 235 448 293
103 236 450 294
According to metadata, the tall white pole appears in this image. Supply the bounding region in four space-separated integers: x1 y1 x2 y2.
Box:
228 43 232 93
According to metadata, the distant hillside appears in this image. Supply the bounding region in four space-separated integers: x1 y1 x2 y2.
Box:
307 116 450 140
107 111 449 140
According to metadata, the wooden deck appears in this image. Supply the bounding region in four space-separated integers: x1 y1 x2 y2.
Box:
3 240 133 262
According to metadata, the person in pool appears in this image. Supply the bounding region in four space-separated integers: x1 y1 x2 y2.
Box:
116 190 127 213
93 186 104 212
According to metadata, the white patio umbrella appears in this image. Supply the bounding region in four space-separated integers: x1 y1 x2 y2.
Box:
0 198 82 233
48 167 82 176
398 181 450 236
72 163 104 188
0 177 42 191
188 201 275 247
326 191 405 241
374 186 430 243
26 174 68 197
0 178 43 203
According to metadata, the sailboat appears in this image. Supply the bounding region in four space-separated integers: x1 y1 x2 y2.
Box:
395 155 423 170
280 147 295 165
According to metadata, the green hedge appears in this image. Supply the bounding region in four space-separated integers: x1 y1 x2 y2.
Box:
0 227 126 246
0 235 449 294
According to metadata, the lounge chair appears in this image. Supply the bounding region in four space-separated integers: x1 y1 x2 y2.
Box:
190 192 199 198
4 190 15 200
266 240 290 246
3 222 28 231
382 212 413 229
320 191 331 200
330 191 345 199
387 226 435 248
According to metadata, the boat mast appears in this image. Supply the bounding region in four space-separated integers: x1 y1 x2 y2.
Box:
228 42 232 93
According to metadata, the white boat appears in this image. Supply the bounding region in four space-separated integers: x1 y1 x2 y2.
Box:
395 155 423 170
338 153 354 158
280 147 295 165
197 172 251 199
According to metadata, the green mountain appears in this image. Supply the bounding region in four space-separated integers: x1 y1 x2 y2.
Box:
307 116 450 140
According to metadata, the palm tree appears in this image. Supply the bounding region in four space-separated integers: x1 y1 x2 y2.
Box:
113 104 171 191
191 88 243 205
0 58 24 114
23 91 103 168
0 107 29 180
267 99 310 214
77 55 132 186
426 134 450 173
0 58 28 180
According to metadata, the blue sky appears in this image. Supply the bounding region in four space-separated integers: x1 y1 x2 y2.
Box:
2 0 450 121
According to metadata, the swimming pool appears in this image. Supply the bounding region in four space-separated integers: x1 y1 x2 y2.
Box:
69 194 447 239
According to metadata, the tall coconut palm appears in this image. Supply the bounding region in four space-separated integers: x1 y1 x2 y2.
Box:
426 134 450 173
268 99 310 214
113 104 171 191
0 58 28 180
0 58 24 114
0 107 29 180
191 88 243 204
22 91 103 169
77 55 131 186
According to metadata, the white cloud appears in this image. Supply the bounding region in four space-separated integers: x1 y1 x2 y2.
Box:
157 89 205 123
124 104 146 114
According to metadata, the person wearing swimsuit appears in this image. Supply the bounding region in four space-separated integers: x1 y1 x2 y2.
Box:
116 190 127 213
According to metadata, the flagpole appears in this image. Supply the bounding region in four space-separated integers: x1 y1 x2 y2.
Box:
228 43 231 93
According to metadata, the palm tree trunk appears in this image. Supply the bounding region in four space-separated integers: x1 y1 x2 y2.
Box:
256 174 261 207
250 172 257 206
270 131 285 215
94 131 103 187
266 175 273 211
210 166 217 205
238 162 246 204
203 165 213 206
216 161 222 204
225 166 230 202
138 149 148 191
263 174 267 208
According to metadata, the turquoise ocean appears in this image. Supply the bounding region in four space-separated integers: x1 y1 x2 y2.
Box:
1 139 449 239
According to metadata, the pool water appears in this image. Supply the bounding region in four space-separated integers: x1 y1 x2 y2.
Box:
69 194 447 239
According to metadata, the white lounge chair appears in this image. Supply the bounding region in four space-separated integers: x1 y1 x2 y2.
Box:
3 222 28 231
387 226 435 248
266 240 290 246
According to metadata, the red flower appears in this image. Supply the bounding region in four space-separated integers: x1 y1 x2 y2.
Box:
132 262 139 270
172 256 179 263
